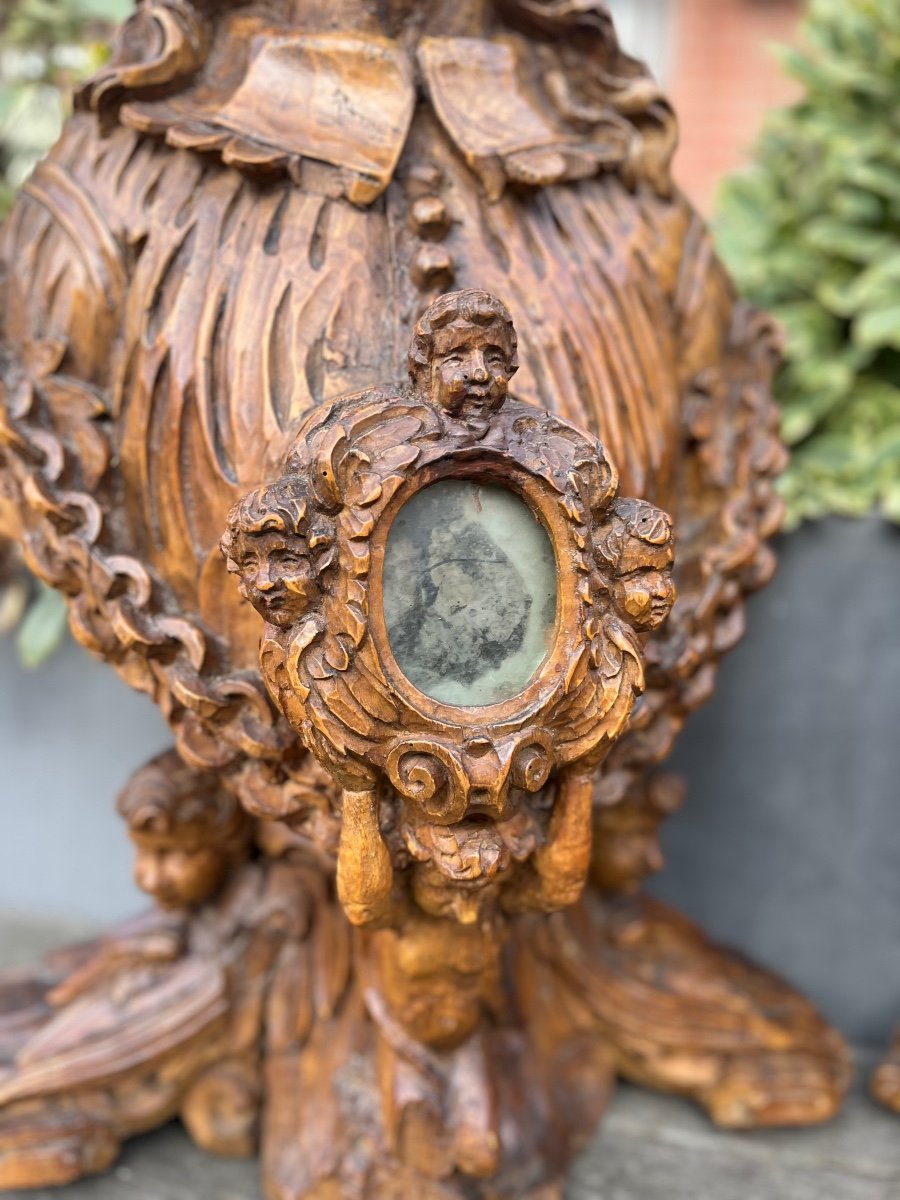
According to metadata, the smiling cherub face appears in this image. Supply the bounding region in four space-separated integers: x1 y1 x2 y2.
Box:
409 289 519 435
228 529 319 628
221 477 334 629
596 499 676 633
429 320 515 429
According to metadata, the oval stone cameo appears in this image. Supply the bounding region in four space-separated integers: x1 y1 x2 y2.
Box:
382 481 557 706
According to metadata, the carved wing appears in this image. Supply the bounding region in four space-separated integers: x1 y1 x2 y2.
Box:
599 216 786 805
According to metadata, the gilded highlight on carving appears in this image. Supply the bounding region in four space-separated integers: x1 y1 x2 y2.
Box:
0 2 850 1196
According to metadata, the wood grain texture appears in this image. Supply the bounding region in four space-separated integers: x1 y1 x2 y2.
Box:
0 1 850 1194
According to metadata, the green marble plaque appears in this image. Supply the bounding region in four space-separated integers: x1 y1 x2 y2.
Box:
382 481 557 706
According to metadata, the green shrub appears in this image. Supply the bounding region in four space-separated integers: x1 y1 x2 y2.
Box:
716 0 900 527
0 0 130 214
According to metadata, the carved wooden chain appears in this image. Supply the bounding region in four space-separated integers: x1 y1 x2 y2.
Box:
0 346 294 784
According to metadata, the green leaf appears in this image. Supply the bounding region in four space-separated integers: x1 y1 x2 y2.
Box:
804 218 895 262
779 406 818 444
777 303 841 353
828 255 900 316
101 0 132 15
715 0 900 522
873 427 900 465
15 584 69 667
881 482 900 523
831 187 884 223
846 161 900 204
854 305 900 351
69 0 132 20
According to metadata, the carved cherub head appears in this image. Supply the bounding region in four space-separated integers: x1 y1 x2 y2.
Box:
595 498 675 631
375 912 499 1049
408 289 519 435
591 773 685 894
117 751 250 909
221 476 335 628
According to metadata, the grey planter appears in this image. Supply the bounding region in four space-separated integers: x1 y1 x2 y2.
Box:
653 516 900 1045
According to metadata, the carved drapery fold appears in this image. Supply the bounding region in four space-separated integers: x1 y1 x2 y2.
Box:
75 1 676 204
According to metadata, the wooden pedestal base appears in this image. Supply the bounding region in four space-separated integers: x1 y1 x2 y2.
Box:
0 860 849 1197
872 1036 900 1114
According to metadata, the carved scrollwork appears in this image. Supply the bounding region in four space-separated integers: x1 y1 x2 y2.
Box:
73 1 676 204
223 290 675 924
385 744 462 820
0 336 316 832
77 0 210 116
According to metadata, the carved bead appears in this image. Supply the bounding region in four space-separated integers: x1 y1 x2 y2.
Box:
410 243 455 291
403 161 445 197
409 195 451 240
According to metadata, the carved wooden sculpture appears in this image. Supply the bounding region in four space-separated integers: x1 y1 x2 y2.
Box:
0 2 850 1195
874 1039 900 1114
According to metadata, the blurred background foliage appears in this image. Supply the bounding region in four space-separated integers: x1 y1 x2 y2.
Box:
0 0 130 216
717 0 900 528
0 0 128 663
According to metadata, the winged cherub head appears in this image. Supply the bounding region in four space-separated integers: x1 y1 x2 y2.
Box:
408 289 519 435
595 498 676 632
221 476 335 629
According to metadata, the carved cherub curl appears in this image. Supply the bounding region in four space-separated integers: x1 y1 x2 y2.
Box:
220 476 336 629
594 497 676 632
408 289 519 437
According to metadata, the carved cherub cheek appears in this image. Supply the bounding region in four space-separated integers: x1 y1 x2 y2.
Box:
485 351 509 379
158 847 224 903
233 551 265 586
133 847 161 891
435 357 466 389
643 570 676 603
243 550 308 593
619 571 650 590
615 574 656 615
134 847 184 901
274 554 313 581
615 573 675 632
239 568 273 602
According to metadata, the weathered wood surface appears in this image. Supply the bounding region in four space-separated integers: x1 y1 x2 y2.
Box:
0 2 857 1195
0 905 893 1200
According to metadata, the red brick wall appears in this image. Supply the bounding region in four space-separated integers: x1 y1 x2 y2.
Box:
669 0 805 212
